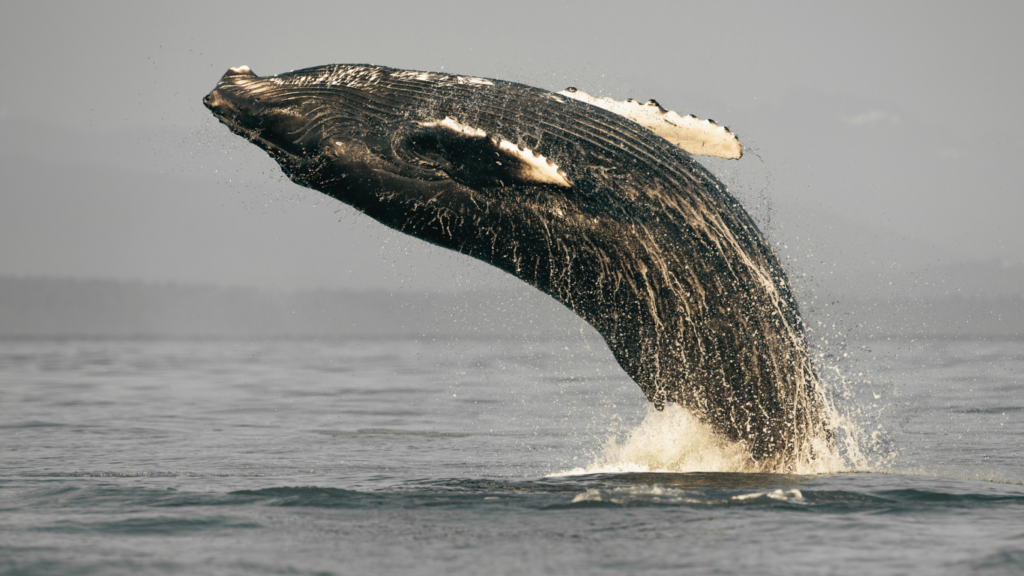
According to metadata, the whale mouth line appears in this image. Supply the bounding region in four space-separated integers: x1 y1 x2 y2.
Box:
207 105 304 167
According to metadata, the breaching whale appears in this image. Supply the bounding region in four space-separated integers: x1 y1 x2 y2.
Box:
203 64 833 471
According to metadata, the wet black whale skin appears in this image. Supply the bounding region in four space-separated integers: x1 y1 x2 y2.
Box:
204 64 832 469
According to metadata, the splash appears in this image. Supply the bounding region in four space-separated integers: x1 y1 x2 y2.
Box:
586 405 753 473
557 404 846 476
818 363 898 472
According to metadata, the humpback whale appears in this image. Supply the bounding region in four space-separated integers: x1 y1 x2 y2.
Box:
203 64 834 471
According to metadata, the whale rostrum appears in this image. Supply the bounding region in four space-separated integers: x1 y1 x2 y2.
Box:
203 64 834 471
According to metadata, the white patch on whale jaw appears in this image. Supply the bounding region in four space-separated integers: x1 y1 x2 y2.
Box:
556 88 743 160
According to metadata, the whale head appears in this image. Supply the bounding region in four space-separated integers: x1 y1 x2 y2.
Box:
202 65 344 187
203 65 578 221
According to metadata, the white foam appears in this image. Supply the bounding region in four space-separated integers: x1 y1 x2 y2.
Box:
732 488 804 502
554 405 755 475
555 404 846 476
571 485 705 504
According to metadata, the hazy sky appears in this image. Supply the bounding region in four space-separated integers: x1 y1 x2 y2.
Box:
1 1 1021 292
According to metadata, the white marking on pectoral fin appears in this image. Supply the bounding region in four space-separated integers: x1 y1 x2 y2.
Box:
657 111 743 160
497 140 572 187
417 117 571 187
557 88 743 160
420 117 488 138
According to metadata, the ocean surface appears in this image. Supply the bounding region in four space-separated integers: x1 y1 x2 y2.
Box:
1 334 1021 575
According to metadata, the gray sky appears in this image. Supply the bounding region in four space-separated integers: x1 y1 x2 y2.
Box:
1 0 1021 293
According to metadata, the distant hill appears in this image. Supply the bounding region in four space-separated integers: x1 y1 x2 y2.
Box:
0 276 1019 339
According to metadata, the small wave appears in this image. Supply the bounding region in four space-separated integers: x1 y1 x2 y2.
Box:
310 428 570 438
29 471 221 478
730 488 804 502
0 421 68 429
36 515 261 535
570 485 707 505
312 428 474 438
883 467 1024 486
27 469 318 479
953 549 1024 573
565 483 1024 510
229 486 386 508
568 485 806 506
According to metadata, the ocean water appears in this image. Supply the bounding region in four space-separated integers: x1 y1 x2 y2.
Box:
1 334 1021 575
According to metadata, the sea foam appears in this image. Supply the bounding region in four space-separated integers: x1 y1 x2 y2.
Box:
557 404 846 475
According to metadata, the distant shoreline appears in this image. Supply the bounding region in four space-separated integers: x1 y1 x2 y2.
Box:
1 275 1020 339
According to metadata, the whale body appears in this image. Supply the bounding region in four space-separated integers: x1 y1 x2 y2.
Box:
203 64 833 471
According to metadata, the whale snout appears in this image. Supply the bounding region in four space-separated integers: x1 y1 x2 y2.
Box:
205 66 259 116
202 89 229 114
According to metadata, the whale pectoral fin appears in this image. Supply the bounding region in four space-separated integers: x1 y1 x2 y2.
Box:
394 118 573 189
557 88 743 160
